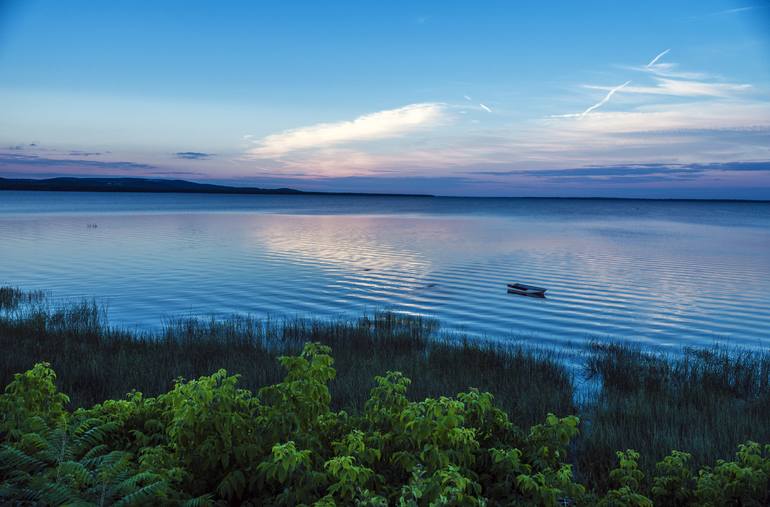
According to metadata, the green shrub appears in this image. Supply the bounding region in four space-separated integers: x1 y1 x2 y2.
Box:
651 450 694 506
0 365 167 505
694 442 770 506
2 344 770 505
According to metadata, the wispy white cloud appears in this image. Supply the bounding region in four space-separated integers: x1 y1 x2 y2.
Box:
236 94 770 180
248 103 447 157
580 81 631 118
463 95 493 112
552 101 770 136
237 49 769 186
626 62 709 80
647 48 670 67
581 49 752 105
712 6 756 15
585 79 751 97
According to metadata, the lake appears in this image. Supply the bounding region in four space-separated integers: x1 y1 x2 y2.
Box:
1 191 769 351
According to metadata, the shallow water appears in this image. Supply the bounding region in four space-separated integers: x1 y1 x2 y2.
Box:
1 191 769 351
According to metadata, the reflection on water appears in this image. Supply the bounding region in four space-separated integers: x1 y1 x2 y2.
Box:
1 191 769 351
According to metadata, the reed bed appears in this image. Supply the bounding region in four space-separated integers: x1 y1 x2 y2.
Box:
0 293 573 430
578 342 770 489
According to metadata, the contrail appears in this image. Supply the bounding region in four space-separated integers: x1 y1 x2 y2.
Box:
580 80 631 118
463 95 472 101
479 103 492 113
647 48 670 67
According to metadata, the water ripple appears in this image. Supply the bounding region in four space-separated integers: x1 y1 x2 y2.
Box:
1 194 769 352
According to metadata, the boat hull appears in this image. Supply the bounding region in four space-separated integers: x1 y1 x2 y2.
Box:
507 288 546 298
507 283 547 298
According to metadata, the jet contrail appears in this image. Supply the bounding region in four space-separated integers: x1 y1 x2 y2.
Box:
647 48 670 67
479 103 492 113
580 80 631 118
463 95 472 101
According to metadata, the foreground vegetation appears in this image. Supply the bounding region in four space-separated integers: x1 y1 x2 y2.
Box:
0 289 572 429
1 288 769 505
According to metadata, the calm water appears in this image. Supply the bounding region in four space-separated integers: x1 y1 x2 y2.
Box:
1 191 769 351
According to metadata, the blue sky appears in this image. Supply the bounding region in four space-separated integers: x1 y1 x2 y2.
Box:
1 0 769 197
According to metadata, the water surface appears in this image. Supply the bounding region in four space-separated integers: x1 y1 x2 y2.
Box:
1 191 769 351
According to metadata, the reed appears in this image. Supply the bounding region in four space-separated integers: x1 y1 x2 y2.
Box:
577 342 770 489
0 292 574 430
0 286 44 310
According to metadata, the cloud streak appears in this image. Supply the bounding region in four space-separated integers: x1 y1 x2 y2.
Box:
0 153 156 171
586 79 751 97
474 161 770 178
175 151 213 160
248 103 447 158
647 48 670 67
69 150 103 157
711 6 758 16
607 50 754 97
580 81 631 118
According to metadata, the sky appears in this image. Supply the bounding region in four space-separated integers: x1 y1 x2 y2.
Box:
1 0 769 198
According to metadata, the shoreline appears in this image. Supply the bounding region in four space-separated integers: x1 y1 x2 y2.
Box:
2 177 770 201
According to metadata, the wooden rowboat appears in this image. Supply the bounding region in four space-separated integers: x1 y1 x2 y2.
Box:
507 283 547 297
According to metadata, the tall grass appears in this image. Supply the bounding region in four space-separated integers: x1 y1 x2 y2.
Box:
2 287 770 491
0 286 44 310
0 293 574 430
578 342 770 489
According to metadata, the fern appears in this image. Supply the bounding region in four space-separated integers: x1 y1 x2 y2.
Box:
56 460 93 487
81 443 109 462
0 422 168 505
112 479 167 507
0 443 46 473
182 494 215 507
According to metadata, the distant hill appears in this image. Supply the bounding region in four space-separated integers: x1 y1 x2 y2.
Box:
0 177 306 195
0 177 435 197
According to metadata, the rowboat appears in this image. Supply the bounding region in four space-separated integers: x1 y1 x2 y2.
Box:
507 283 547 297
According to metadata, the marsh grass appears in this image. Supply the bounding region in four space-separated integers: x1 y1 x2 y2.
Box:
0 286 44 310
0 294 574 430
2 287 770 491
578 342 770 490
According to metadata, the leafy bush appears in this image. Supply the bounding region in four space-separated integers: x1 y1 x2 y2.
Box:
2 344 770 505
